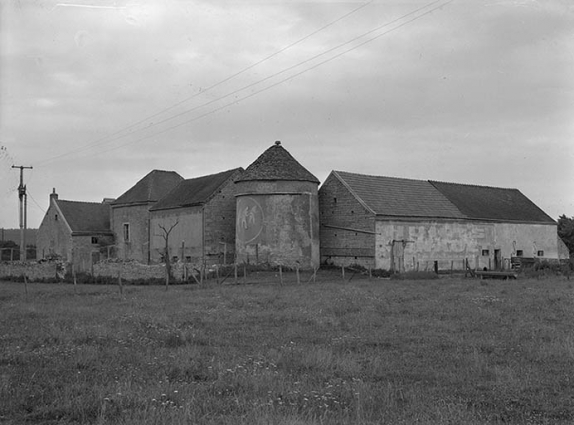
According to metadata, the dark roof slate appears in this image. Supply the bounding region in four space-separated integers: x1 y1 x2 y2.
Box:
151 168 243 211
112 170 183 206
334 171 465 219
332 171 554 223
236 142 319 183
57 200 112 233
430 181 555 223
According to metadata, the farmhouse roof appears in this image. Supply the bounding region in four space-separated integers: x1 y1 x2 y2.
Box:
331 171 554 223
112 170 183 206
150 168 243 211
236 141 320 184
429 181 555 223
56 200 112 234
332 171 465 219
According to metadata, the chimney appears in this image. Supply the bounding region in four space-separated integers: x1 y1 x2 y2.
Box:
50 188 58 202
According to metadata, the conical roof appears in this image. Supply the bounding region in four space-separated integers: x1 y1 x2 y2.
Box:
236 141 319 184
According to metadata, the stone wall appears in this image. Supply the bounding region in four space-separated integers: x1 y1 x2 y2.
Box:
93 260 166 281
0 261 61 281
112 203 151 263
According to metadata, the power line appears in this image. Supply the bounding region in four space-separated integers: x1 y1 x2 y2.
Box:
75 0 455 158
34 0 375 167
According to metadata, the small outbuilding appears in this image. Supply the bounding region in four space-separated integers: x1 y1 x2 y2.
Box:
37 189 114 271
235 141 320 269
319 170 565 272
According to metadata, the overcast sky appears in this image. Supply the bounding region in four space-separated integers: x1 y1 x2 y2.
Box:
1 0 573 230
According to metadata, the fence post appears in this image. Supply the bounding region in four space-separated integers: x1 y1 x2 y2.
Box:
118 270 123 295
341 265 345 282
73 264 77 294
296 263 300 285
234 263 238 284
23 272 28 300
279 265 283 286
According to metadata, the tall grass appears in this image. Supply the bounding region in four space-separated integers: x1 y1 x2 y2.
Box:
1 274 574 424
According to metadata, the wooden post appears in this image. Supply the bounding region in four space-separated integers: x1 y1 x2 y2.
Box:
181 241 185 263
216 265 220 285
342 265 345 282
23 272 28 300
296 264 300 285
73 265 77 294
118 270 123 295
313 266 318 283
223 243 227 265
10 248 14 262
279 265 283 286
368 267 372 280
234 263 238 284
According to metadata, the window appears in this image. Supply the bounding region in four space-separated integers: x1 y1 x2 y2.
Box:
516 250 523 257
537 250 544 257
54 214 58 221
333 197 337 204
123 223 130 242
481 249 489 256
91 237 98 244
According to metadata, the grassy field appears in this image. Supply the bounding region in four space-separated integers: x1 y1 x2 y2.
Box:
1 271 574 424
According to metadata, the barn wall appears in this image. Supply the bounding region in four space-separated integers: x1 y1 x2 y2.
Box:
318 174 376 268
375 219 560 271
202 171 242 264
235 180 319 269
111 204 151 263
149 206 203 264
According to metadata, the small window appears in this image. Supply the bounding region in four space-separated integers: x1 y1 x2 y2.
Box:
537 250 544 257
91 237 98 244
481 249 489 256
123 223 130 242
54 214 58 221
516 250 523 257
333 197 337 204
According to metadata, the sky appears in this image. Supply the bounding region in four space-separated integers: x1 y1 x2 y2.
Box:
1 0 573 230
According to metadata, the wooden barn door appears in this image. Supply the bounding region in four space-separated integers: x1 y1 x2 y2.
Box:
391 240 405 273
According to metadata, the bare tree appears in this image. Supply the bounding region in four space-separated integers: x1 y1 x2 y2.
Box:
158 221 179 290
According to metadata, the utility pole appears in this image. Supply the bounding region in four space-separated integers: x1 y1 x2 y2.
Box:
12 165 33 261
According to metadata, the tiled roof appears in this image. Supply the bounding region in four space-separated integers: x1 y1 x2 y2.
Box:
333 171 465 219
332 171 553 223
236 141 319 183
430 181 555 223
112 170 183 206
150 168 243 211
57 200 112 234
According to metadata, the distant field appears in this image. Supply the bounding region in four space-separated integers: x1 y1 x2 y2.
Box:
1 273 573 424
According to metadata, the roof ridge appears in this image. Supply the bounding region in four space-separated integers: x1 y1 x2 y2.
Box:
183 167 243 182
429 179 517 191
336 170 427 184
58 199 108 205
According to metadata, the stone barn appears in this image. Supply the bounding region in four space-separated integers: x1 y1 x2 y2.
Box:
148 168 243 265
319 170 565 272
111 170 183 263
37 189 114 272
235 141 320 269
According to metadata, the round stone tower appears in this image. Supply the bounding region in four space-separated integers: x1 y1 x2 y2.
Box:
235 141 320 269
